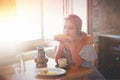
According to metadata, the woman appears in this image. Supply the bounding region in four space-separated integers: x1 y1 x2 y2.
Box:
54 14 97 68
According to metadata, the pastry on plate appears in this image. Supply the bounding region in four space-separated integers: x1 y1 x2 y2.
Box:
40 70 48 74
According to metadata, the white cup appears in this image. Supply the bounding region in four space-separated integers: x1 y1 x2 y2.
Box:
58 58 67 67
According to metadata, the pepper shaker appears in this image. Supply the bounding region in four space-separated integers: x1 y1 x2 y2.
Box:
35 46 48 68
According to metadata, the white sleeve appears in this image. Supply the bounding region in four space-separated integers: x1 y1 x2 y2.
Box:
79 45 98 61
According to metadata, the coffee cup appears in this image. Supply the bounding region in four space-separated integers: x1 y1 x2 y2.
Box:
58 58 67 67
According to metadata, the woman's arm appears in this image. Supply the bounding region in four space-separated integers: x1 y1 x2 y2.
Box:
69 42 84 67
55 43 65 64
64 38 84 67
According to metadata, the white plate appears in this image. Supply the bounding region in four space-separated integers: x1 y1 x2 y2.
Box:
35 68 66 76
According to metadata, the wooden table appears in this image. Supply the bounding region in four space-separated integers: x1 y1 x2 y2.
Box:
0 57 93 80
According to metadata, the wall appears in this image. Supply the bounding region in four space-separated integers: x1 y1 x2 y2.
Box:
92 0 120 43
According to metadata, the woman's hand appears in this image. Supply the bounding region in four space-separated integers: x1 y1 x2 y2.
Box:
55 42 65 64
64 36 81 53
64 38 75 53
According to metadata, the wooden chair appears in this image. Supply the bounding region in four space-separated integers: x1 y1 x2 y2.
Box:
93 43 98 68
17 39 54 71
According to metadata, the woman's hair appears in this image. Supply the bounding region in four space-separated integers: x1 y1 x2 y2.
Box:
64 14 82 35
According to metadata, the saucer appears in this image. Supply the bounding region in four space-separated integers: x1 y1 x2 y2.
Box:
55 64 70 70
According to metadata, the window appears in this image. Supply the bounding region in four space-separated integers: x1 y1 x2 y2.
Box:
72 0 87 32
42 0 63 39
0 0 87 45
16 0 42 42
0 0 16 46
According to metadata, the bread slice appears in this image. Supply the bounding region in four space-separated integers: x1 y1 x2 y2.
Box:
54 34 71 42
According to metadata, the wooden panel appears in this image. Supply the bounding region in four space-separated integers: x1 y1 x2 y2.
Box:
98 34 120 80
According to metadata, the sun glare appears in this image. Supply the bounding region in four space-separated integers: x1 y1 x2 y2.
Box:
0 0 41 46
0 0 17 46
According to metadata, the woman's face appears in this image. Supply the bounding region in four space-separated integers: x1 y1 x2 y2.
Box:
64 20 77 37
